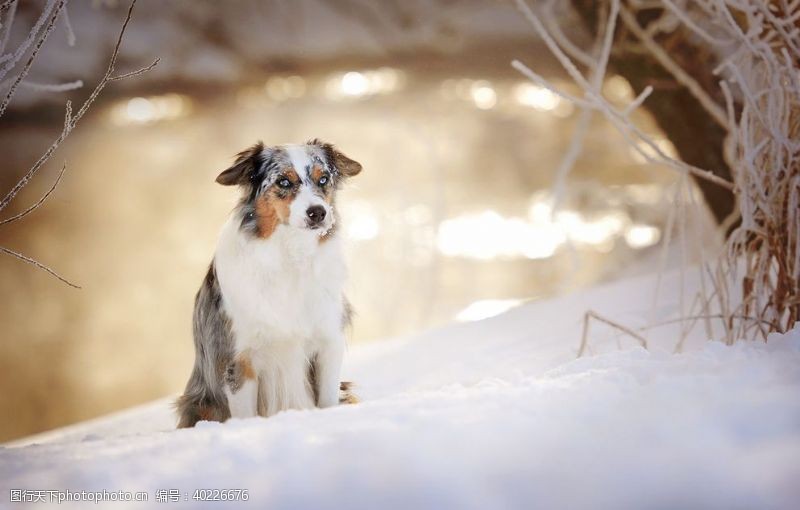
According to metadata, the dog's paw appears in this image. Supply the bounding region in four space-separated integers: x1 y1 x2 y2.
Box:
339 381 360 404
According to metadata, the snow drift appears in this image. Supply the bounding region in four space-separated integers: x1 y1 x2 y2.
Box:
2 270 799 509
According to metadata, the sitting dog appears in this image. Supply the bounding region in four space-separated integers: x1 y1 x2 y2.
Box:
176 139 361 428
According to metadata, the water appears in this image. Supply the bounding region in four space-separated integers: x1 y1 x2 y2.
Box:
0 63 716 441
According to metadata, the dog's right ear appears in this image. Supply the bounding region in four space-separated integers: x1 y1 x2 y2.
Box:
216 142 265 186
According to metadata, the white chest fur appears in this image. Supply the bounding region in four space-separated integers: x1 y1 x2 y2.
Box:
214 217 347 353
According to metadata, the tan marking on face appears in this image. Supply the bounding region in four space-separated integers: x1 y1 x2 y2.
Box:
255 192 292 239
311 165 325 182
310 164 334 204
284 168 300 185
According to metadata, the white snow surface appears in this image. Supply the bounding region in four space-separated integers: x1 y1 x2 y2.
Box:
2 270 799 509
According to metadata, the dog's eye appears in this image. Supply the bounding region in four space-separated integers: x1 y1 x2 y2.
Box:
277 178 292 189
318 176 328 186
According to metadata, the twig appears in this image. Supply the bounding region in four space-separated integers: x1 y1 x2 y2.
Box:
0 0 57 80
0 0 157 213
0 0 157 288
539 0 596 69
0 163 66 226
61 2 75 46
548 0 614 212
593 0 620 91
0 0 17 55
551 107 592 212
578 310 649 357
661 0 730 46
521 0 798 347
0 0 65 118
68 0 154 128
618 5 729 129
511 59 594 109
0 246 79 288
644 313 782 335
510 5 736 192
0 77 82 91
515 0 592 92
580 309 781 358
109 58 160 81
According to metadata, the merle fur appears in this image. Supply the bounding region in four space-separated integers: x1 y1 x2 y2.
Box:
175 139 360 428
175 263 234 427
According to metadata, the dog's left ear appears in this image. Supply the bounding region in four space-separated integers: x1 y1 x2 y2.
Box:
312 139 362 178
216 141 265 186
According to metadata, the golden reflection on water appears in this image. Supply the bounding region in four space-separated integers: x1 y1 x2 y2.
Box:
0 66 716 441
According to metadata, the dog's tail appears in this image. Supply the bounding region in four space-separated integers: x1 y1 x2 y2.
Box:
175 369 228 428
339 381 360 405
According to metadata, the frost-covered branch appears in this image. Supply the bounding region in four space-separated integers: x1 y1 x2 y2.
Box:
512 0 734 191
0 1 18 55
617 4 728 128
0 0 65 118
0 163 66 227
515 0 800 344
0 0 159 287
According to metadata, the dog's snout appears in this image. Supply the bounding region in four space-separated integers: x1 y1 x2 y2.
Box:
306 205 326 225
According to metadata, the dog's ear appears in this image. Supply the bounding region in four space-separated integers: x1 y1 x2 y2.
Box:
332 149 362 177
216 142 265 186
312 139 362 178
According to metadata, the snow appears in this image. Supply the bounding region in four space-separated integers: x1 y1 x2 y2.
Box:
2 270 799 509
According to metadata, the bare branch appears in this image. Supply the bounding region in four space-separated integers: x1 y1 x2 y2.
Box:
0 163 66 226
579 310 649 357
554 0 800 345
63 98 72 130
539 0 596 69
0 0 157 213
644 313 782 337
61 2 75 47
109 57 160 81
0 0 57 79
515 0 592 92
69 0 153 126
661 0 729 46
0 246 79 288
617 5 729 129
0 0 158 288
0 0 18 55
512 59 735 191
0 77 82 91
0 0 65 118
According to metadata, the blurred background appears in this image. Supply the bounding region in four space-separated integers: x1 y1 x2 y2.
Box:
0 0 718 442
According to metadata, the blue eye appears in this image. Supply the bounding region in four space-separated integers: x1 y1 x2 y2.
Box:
318 176 328 186
277 178 292 189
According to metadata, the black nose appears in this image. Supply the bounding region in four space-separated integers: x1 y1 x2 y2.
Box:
306 205 326 225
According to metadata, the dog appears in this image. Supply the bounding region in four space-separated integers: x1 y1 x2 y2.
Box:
176 139 361 428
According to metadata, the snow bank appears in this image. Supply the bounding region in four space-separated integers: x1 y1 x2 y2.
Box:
2 272 799 509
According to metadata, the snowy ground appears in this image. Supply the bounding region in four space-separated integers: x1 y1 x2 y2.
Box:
2 269 799 509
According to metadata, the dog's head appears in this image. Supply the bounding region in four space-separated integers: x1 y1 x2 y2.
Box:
216 139 362 239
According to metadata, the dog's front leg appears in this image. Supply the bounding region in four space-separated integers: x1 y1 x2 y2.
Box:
314 336 344 408
224 353 258 418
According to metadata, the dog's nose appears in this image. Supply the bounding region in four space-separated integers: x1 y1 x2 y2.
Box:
306 205 326 225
